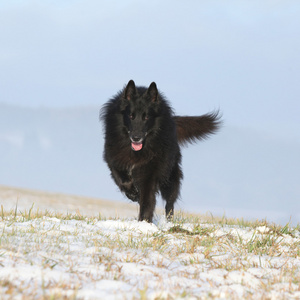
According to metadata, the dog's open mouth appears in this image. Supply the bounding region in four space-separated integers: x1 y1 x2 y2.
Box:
131 142 143 151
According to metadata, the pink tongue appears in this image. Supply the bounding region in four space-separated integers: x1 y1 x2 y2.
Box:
132 142 143 151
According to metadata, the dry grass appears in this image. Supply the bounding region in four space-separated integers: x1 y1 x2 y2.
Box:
0 204 300 299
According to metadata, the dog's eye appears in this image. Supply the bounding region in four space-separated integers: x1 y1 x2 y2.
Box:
143 114 149 121
129 113 135 120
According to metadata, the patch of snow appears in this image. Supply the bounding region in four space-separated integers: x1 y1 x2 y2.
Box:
0 217 300 299
256 226 271 234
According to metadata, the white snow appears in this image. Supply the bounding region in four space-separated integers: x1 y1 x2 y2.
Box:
0 215 300 299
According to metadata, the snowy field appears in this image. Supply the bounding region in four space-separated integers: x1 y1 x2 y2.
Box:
1 208 300 299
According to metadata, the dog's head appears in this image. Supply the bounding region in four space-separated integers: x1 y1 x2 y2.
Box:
121 80 159 151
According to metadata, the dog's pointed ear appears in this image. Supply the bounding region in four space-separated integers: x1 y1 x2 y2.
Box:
147 82 158 102
124 80 136 101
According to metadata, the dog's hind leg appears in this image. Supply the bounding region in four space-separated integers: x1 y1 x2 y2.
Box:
160 163 183 221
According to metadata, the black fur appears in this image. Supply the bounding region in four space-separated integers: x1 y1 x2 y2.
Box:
100 80 221 222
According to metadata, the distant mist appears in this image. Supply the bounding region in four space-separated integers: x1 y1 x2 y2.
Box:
1 104 299 225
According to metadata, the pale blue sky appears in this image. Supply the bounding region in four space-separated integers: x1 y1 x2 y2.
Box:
1 1 300 139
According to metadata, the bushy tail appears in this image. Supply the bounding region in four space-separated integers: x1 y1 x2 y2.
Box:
174 111 222 146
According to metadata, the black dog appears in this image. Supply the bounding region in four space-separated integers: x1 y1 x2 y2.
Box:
101 80 221 222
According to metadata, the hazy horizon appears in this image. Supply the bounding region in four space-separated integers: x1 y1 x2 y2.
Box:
1 103 299 225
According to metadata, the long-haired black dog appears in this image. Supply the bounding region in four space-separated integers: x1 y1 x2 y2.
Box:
101 80 221 222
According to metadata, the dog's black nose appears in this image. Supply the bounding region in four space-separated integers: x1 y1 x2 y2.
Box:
131 136 143 143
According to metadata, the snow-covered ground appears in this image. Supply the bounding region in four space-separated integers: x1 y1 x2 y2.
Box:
1 212 300 299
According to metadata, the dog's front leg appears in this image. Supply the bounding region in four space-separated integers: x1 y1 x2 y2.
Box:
110 167 139 201
110 167 129 187
138 179 156 222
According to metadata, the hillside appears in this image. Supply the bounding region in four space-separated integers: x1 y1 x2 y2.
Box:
0 185 138 219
